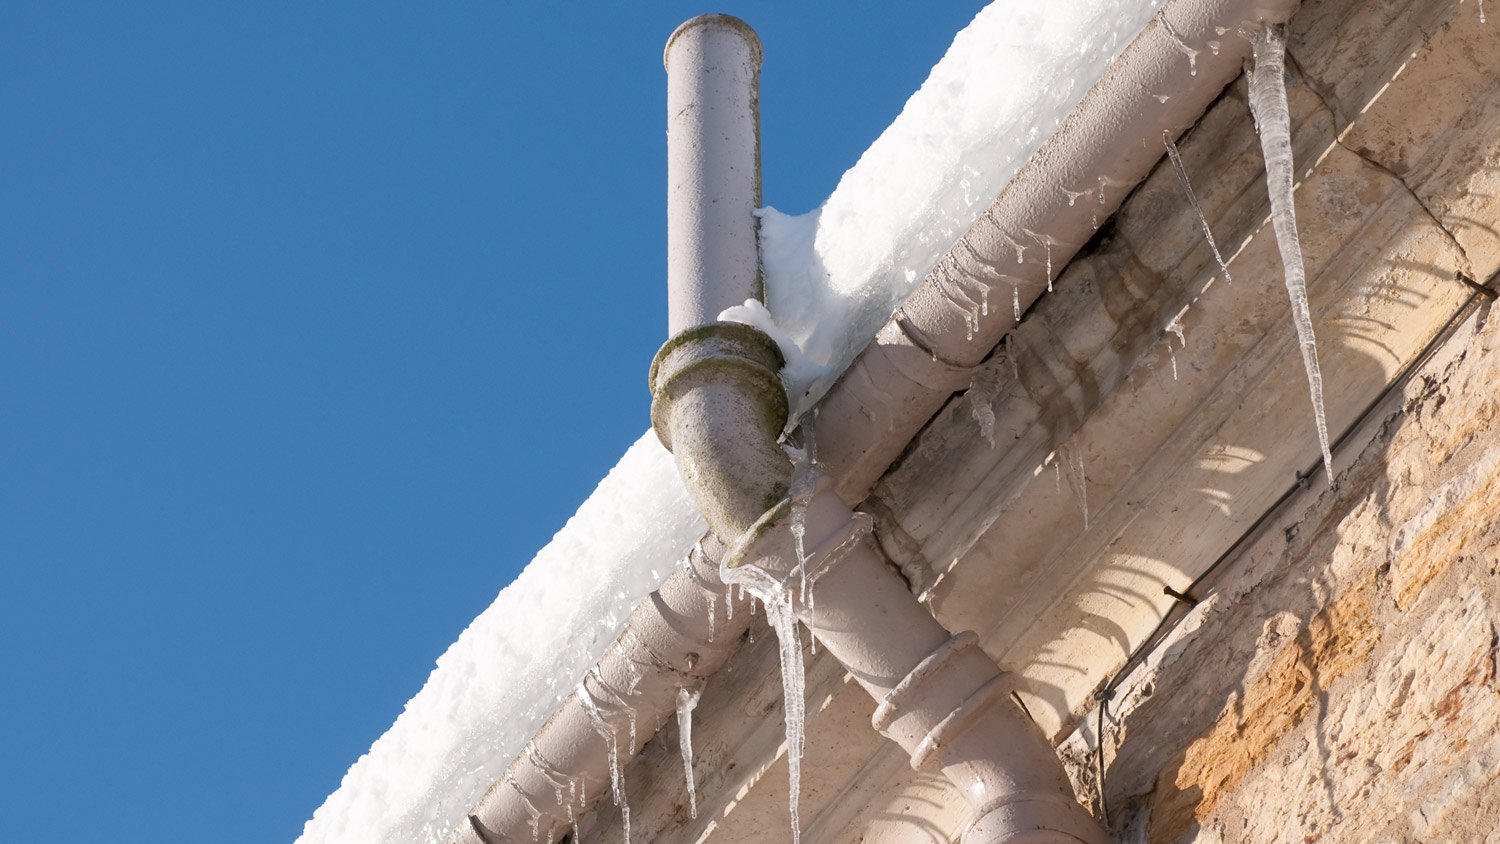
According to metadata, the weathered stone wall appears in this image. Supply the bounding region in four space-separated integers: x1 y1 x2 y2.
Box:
1064 301 1500 842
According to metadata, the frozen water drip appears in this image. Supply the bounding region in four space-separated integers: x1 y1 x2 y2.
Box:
1163 132 1233 285
1249 24 1335 482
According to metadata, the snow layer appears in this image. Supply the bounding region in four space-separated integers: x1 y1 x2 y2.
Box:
761 0 1164 406
297 432 704 844
301 2 1177 840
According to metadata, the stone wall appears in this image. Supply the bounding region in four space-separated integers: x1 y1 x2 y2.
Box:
1064 300 1500 842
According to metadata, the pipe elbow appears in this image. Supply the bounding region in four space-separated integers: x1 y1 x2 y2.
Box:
650 322 792 540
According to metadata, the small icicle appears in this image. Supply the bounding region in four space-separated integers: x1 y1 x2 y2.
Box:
1063 445 1089 530
1061 186 1089 206
677 687 702 820
1163 132 1234 285
706 594 717 643
1169 345 1179 380
1097 176 1108 205
719 562 807 844
1153 93 1171 104
525 741 569 806
1013 284 1021 321
1166 315 1187 349
621 656 644 697
1249 24 1335 482
578 682 631 844
1207 40 1222 55
787 419 819 610
1025 229 1055 292
980 285 990 317
507 772 546 844
1157 10 1199 76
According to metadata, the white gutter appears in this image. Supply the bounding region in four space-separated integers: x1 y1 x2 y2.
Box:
454 0 1298 840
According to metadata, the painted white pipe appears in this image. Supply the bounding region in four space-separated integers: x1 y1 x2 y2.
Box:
729 482 1107 843
454 0 1301 839
665 15 763 336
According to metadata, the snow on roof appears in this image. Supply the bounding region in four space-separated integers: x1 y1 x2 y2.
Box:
298 433 703 844
299 2 1166 841
761 0 1163 405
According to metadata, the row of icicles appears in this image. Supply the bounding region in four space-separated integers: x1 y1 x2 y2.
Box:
966 19 1333 525
505 9 1499 842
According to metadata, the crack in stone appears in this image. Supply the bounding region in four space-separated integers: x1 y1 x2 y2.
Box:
1285 46 1476 277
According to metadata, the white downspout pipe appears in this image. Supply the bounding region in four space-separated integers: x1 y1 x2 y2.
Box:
666 14 764 336
651 15 1104 844
453 1 1301 840
728 486 1108 843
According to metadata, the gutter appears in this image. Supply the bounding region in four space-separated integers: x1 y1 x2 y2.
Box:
453 1 1299 841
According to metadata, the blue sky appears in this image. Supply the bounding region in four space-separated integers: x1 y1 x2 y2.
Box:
1 2 983 840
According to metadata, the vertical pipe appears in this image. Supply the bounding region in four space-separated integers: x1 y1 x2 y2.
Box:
664 15 764 335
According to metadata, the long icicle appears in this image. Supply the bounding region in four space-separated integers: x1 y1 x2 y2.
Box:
1248 23 1335 483
719 562 805 844
677 687 702 820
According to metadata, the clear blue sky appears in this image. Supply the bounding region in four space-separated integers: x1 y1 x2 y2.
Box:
1 3 983 840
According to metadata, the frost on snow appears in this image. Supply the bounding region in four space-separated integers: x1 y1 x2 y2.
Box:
677 686 703 820
758 0 1166 410
1248 24 1336 482
297 432 704 844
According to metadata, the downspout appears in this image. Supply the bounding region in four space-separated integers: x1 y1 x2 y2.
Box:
648 15 1103 844
453 1 1300 841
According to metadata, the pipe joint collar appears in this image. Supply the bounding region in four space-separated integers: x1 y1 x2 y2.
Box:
649 321 787 453
962 792 1110 844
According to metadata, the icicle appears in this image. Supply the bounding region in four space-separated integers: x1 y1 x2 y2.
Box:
1153 93 1171 104
1163 132 1234 285
1063 446 1089 529
507 772 546 844
1157 10 1199 76
719 562 806 844
1207 40 1222 55
787 422 820 609
589 666 638 756
969 367 1000 448
622 656 644 697
677 687 702 820
1169 345 1179 380
1166 315 1186 349
578 681 631 844
1061 186 1089 206
1025 229 1055 292
525 741 570 807
934 261 983 342
1013 284 1021 321
1249 24 1335 482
